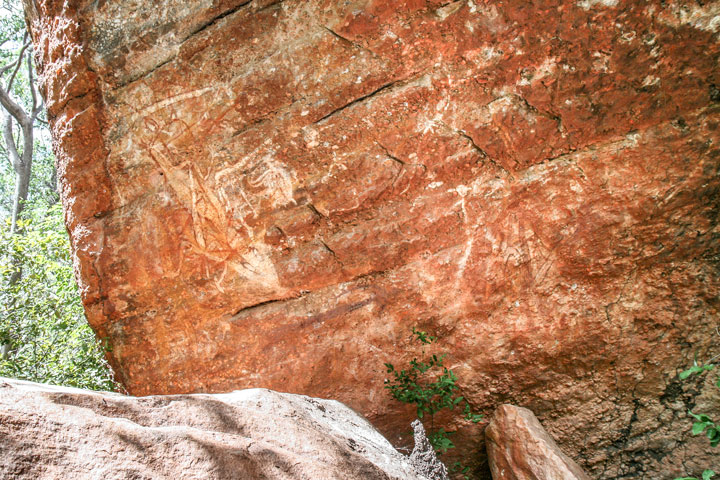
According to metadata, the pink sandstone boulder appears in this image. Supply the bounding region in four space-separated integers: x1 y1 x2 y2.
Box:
0 376 429 480
22 0 720 477
485 404 591 480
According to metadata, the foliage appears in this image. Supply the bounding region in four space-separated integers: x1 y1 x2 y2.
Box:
0 202 118 390
384 327 482 475
676 470 716 480
673 359 719 480
0 0 117 391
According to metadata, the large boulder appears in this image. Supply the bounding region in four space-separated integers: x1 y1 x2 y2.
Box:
0 377 426 479
485 405 590 480
23 0 720 477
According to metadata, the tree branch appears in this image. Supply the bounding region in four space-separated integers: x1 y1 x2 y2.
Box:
4 34 30 90
2 114 21 171
0 35 33 129
0 81 32 129
27 50 39 119
0 40 28 77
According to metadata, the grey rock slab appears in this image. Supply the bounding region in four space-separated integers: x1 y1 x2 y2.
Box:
0 377 426 480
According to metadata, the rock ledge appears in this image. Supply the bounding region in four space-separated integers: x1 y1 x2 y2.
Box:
0 377 425 480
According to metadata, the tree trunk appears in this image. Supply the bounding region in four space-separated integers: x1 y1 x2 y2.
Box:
11 160 31 234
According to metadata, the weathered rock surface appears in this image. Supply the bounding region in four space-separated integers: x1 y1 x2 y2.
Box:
23 0 720 477
0 376 427 479
486 404 591 480
410 420 450 480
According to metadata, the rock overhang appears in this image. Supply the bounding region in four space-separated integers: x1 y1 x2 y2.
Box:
23 0 720 477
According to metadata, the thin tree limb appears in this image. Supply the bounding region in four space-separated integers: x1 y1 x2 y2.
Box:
0 36 33 129
27 52 41 120
5 34 30 90
0 40 28 77
0 85 31 128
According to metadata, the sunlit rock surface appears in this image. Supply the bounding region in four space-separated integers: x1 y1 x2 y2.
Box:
24 0 720 477
486 404 591 480
0 377 426 479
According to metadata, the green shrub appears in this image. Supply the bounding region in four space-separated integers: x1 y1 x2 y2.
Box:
384 327 482 476
0 203 118 391
674 359 719 480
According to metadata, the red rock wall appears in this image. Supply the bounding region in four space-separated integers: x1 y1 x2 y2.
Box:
25 0 720 477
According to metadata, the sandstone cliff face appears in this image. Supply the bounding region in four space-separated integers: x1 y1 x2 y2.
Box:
24 0 720 477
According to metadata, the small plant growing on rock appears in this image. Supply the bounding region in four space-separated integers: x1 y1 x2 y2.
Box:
673 357 719 480
384 327 482 477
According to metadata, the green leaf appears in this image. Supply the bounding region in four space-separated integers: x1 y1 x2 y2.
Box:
702 470 716 480
693 422 708 435
428 428 455 453
681 365 703 379
689 412 712 423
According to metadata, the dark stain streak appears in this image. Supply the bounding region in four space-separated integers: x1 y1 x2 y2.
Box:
231 293 303 318
307 298 374 326
318 239 340 261
435 118 513 179
375 141 406 165
313 79 402 125
188 1 253 39
321 25 360 49
306 203 326 219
